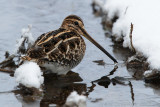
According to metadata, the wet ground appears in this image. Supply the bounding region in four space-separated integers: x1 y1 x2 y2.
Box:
1 0 160 107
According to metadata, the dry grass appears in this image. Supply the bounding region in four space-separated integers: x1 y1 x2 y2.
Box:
129 23 136 52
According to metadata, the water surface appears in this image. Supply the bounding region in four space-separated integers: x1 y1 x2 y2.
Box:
0 0 160 107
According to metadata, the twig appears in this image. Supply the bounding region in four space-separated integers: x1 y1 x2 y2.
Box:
5 51 10 59
17 37 27 54
107 65 118 76
86 82 96 96
91 2 97 13
0 68 14 74
0 25 33 75
128 81 134 105
124 7 128 15
0 54 15 66
129 23 136 52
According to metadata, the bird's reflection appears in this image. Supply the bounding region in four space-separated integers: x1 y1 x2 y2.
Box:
40 71 87 106
13 65 135 107
14 71 87 107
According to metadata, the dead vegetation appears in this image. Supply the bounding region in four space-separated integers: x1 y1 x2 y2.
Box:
0 26 31 74
129 23 136 52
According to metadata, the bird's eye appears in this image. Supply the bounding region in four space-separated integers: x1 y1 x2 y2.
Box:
74 21 79 26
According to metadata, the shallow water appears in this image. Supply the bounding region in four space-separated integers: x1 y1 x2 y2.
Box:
0 0 160 107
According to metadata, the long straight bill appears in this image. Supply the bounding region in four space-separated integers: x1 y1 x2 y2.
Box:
80 27 118 64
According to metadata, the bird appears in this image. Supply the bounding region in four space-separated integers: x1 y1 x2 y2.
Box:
22 15 118 75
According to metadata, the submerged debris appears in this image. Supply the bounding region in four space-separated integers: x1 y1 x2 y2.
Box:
90 98 103 103
93 60 106 66
126 54 149 79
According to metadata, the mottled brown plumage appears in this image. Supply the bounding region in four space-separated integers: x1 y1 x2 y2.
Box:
23 15 117 75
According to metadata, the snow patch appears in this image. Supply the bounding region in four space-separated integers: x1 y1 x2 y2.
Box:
127 55 137 62
65 91 86 107
21 24 34 45
144 70 158 78
96 0 160 70
14 61 44 89
143 70 153 77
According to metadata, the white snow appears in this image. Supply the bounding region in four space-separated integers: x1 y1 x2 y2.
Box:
14 61 44 89
127 55 138 63
94 0 160 70
143 70 158 78
65 91 86 107
21 24 34 44
15 24 34 53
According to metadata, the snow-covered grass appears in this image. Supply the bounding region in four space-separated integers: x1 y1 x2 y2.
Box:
65 91 86 107
14 61 44 89
94 0 160 70
15 24 34 54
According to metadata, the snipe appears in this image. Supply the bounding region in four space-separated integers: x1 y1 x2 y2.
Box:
22 15 118 75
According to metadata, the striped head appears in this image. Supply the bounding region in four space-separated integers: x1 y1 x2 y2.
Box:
61 15 85 36
61 15 118 63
